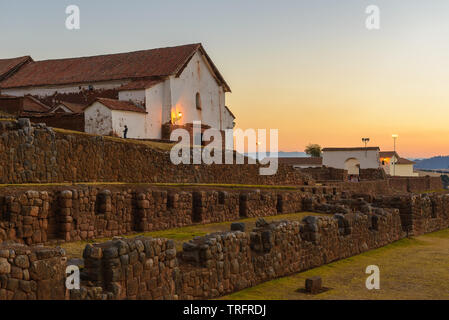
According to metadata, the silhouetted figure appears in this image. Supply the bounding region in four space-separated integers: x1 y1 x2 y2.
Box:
123 125 128 139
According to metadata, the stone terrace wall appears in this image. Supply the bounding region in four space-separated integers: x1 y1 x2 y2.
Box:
0 120 312 186
388 176 442 193
360 168 387 181
373 193 449 236
2 191 449 300
78 208 404 300
80 237 177 300
26 113 85 133
0 244 66 300
299 167 347 182
0 186 335 245
192 191 240 224
326 176 442 196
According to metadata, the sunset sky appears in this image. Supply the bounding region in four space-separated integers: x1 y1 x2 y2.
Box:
1 0 448 158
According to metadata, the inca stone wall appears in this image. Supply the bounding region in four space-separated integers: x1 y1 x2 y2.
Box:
0 244 66 300
1 192 449 300
300 167 348 182
373 193 449 236
0 186 335 245
192 191 240 223
77 207 404 300
0 120 312 186
359 168 387 181
79 237 177 300
326 176 442 196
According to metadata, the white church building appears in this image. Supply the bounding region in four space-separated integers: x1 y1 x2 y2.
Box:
0 44 235 139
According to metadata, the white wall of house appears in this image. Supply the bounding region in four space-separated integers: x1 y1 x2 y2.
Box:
111 110 147 139
118 89 146 106
85 102 147 138
84 102 113 135
323 150 380 170
393 164 419 177
144 82 165 139
168 51 227 130
222 107 235 130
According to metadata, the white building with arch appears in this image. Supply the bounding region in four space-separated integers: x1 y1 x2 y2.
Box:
322 147 381 175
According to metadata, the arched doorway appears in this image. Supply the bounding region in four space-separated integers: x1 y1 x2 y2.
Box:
345 158 361 175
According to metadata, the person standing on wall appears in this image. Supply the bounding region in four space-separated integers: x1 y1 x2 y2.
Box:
123 125 128 139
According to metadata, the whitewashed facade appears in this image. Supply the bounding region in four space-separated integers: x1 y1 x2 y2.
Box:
322 148 381 174
84 101 147 139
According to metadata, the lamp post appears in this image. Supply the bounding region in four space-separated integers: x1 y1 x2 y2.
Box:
392 134 398 176
362 138 370 148
362 138 370 157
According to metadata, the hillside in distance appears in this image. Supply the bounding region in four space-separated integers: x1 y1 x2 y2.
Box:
415 156 449 170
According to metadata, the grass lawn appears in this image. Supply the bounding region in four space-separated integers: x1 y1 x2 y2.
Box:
0 181 301 191
53 128 175 151
222 229 449 300
61 212 323 260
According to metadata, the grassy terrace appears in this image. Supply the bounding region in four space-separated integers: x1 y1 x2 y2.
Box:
222 229 449 300
53 128 175 151
61 212 323 260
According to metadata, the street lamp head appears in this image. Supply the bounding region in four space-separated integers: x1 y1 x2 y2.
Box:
392 134 399 139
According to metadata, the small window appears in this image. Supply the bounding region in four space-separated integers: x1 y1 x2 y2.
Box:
196 92 202 110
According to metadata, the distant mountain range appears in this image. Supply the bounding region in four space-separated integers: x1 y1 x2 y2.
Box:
414 156 449 170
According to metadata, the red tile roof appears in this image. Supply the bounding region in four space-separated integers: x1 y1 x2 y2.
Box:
0 56 32 81
56 101 87 113
0 44 231 92
93 98 147 114
0 94 50 113
379 151 400 159
397 158 416 165
278 157 323 166
22 96 51 113
322 147 380 151
118 79 164 91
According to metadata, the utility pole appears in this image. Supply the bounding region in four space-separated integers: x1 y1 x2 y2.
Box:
392 134 398 176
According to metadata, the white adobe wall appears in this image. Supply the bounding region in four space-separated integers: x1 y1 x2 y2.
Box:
118 89 146 106
168 51 226 130
393 164 419 177
323 150 380 169
1 80 127 98
222 107 235 130
144 82 165 139
118 86 164 139
84 102 113 135
111 110 147 139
